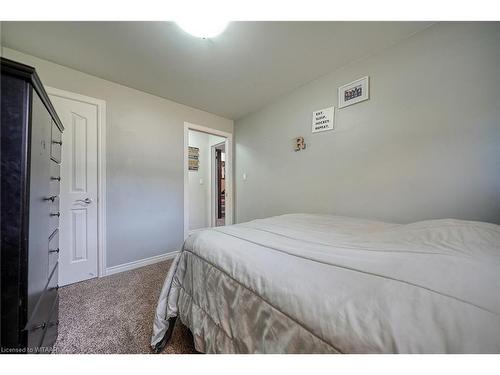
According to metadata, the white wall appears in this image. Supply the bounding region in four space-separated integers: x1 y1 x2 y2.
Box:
188 130 225 230
1 47 233 268
235 22 500 224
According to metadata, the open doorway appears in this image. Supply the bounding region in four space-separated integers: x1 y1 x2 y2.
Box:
184 122 233 238
212 141 226 227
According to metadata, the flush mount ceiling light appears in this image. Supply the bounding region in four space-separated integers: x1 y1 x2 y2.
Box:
176 20 229 39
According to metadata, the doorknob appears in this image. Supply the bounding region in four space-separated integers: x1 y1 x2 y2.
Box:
76 198 92 204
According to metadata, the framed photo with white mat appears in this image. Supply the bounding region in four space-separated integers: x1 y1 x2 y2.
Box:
338 76 369 108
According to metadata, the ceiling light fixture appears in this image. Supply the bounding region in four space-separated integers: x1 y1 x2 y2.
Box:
176 20 229 39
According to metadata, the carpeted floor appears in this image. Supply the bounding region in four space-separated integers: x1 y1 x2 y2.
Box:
53 260 196 354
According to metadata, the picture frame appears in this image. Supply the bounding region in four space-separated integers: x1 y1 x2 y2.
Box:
188 146 199 171
311 106 335 133
338 76 369 108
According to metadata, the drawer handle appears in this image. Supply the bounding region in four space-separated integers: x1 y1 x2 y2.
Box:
50 212 60 217
51 176 61 181
44 196 57 202
49 248 59 254
29 322 47 331
52 140 62 146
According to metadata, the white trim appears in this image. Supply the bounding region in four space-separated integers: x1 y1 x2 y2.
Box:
184 122 233 239
45 86 108 278
105 251 179 276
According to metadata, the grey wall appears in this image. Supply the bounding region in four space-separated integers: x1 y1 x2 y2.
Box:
2 47 233 268
235 22 500 224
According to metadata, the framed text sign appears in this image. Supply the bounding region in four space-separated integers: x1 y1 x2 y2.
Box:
338 76 369 108
312 106 335 133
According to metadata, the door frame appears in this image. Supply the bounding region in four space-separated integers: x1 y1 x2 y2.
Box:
184 122 233 239
46 86 108 278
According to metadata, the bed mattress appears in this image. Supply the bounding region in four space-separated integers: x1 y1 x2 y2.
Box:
151 214 500 353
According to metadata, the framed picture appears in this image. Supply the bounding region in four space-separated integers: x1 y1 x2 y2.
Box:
338 76 369 108
188 146 199 171
311 106 335 133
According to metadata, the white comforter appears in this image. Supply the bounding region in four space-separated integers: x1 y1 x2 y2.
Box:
152 214 500 353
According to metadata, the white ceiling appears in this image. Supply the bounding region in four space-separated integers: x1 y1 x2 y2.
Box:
1 22 432 119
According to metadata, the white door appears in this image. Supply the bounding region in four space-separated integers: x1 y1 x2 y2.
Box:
49 95 99 286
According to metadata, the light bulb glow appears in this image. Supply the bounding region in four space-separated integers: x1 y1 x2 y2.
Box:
176 20 229 39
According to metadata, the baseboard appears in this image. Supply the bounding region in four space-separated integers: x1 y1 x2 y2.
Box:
105 251 180 276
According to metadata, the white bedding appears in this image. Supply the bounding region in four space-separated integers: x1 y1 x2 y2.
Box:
152 214 500 353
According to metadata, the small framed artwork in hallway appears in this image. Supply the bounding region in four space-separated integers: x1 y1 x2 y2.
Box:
184 122 233 239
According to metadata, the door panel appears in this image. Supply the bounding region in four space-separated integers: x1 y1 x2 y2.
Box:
71 113 87 192
49 95 98 286
71 208 88 261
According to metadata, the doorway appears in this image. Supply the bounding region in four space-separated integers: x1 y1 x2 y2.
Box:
47 87 107 286
212 141 226 227
184 122 233 238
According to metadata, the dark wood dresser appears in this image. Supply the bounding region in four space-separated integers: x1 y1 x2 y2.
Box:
1 58 64 353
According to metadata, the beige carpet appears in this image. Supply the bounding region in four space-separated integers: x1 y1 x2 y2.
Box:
53 260 196 354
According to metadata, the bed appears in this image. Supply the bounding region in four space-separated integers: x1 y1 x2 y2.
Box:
151 214 500 353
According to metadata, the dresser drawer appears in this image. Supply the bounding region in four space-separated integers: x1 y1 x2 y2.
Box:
49 161 61 196
48 229 59 272
48 261 58 291
49 214 59 235
27 320 46 352
40 295 59 353
49 179 60 196
49 196 60 233
25 262 58 351
50 121 62 163
49 194 59 212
